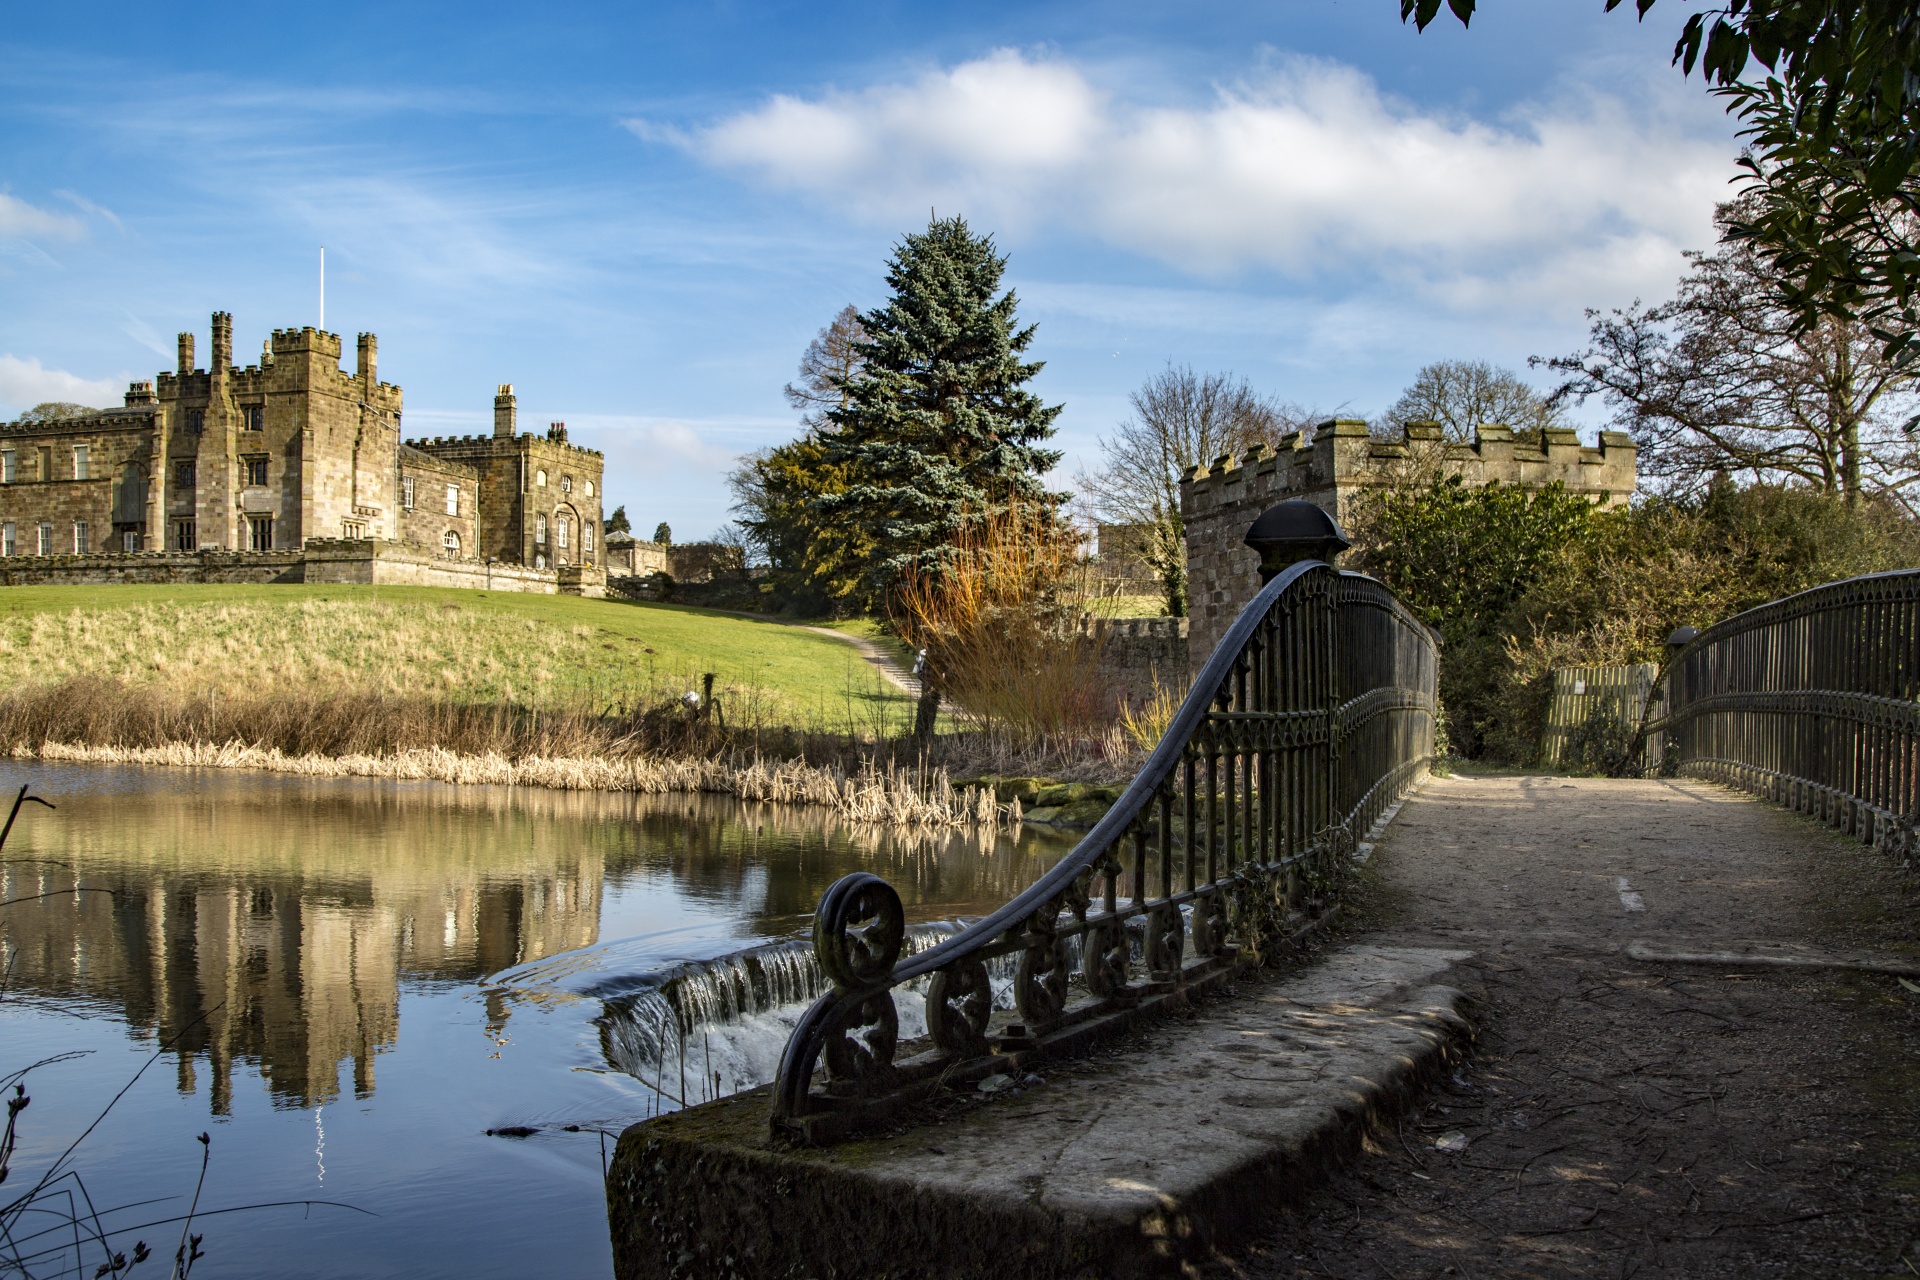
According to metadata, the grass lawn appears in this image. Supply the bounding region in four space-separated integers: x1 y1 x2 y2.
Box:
0 583 910 730
1085 593 1169 619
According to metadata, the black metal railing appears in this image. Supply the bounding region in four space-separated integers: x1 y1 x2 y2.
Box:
769 561 1440 1143
1652 568 1919 861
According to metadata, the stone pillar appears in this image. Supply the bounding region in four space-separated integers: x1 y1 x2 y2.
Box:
146 408 168 551
210 312 232 371
177 332 195 375
357 333 377 386
206 313 235 549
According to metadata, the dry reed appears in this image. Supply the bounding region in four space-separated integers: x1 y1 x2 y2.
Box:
0 677 1015 827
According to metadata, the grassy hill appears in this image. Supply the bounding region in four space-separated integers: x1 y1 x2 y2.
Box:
0 584 908 731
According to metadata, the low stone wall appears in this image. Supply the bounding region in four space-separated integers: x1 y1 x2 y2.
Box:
1092 616 1189 705
0 540 605 597
0 548 308 587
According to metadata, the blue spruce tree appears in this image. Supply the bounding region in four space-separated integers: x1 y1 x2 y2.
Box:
819 216 1064 600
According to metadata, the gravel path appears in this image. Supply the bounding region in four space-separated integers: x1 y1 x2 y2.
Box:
790 624 919 696
1228 772 1920 1279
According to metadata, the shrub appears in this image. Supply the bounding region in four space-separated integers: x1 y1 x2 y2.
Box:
888 504 1108 746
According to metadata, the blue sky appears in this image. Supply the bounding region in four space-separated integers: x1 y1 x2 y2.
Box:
1 1 1741 538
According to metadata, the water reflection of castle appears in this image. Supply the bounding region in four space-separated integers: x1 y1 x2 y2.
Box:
0 783 604 1110
0 775 1063 1112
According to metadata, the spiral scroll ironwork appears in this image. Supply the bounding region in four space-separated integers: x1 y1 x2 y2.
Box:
926 960 992 1057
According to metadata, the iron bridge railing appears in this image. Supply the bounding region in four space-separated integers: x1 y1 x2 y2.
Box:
770 560 1440 1143
1650 568 1919 863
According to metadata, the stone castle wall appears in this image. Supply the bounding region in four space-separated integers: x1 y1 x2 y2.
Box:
1091 617 1189 706
405 422 604 570
397 446 481 557
604 537 669 577
1181 419 1637 676
0 404 161 555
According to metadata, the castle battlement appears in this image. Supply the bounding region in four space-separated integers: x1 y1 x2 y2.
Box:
1179 417 1639 679
270 327 343 359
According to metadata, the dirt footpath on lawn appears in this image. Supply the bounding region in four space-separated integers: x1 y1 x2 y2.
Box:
1229 773 1920 1280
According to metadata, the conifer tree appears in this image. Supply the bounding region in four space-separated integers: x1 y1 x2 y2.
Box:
819 216 1064 597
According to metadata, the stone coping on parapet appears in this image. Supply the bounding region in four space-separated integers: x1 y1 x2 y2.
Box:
1179 420 1637 490
605 943 1476 1280
1079 615 1189 637
404 433 604 459
0 408 158 436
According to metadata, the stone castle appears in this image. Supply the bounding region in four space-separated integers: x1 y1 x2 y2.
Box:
0 312 606 594
1088 419 1640 697
1180 418 1638 670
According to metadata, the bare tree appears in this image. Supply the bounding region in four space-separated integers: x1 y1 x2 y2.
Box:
13 402 97 425
1079 365 1316 616
783 305 868 432
1381 360 1565 441
709 522 756 576
1540 205 1920 510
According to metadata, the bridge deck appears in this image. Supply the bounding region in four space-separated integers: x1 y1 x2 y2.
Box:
1238 772 1920 1279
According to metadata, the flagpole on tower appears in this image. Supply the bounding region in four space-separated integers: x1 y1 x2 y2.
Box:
319 247 326 331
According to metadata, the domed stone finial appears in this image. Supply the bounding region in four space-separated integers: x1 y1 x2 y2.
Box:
1244 500 1350 583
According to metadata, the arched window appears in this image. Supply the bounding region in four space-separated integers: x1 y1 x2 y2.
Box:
584 480 594 498
536 469 547 487
556 515 571 550
443 530 460 558
536 513 548 544
561 475 572 494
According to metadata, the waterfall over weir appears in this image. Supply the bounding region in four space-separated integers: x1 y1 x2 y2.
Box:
584 911 1167 1112
593 923 973 1111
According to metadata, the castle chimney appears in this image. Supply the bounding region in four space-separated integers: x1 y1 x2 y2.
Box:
494 384 517 438
357 332 377 386
210 312 232 373
177 332 195 375
548 421 567 443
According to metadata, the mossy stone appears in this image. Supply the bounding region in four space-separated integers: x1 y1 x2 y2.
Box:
953 776 1059 804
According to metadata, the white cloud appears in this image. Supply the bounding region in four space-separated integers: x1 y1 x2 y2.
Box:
686 51 1735 307
0 192 85 240
570 414 774 471
0 355 123 415
55 190 124 233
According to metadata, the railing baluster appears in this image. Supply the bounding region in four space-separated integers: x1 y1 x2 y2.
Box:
1653 570 1919 865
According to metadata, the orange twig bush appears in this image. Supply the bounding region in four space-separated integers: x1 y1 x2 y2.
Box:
889 505 1110 746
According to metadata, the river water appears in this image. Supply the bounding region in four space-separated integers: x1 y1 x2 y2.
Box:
0 763 1072 1278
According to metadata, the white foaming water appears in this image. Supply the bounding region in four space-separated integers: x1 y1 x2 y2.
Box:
581 923 974 1108
513 909 1171 1111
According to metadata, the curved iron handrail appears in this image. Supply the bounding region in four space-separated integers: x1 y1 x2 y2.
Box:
770 560 1440 1142
1650 567 1919 858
